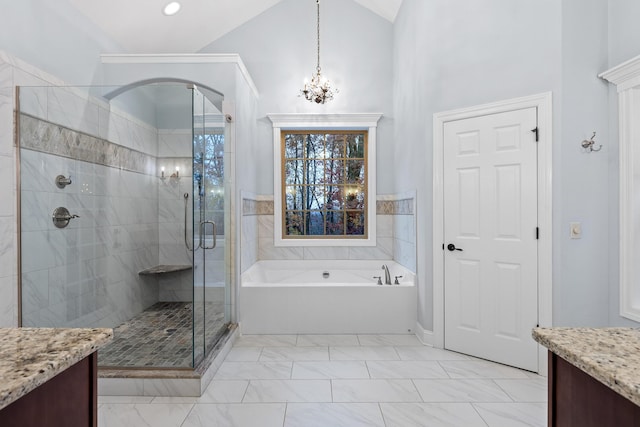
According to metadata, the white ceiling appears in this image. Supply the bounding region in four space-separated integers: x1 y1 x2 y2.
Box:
67 0 403 53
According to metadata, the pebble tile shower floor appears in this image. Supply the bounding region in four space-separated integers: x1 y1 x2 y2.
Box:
98 302 226 368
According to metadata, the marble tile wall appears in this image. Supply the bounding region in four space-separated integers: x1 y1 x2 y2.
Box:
156 152 193 302
240 195 416 272
17 85 165 329
240 193 262 273
20 114 156 175
392 199 417 273
20 146 160 329
0 57 15 325
0 52 63 327
156 128 226 301
157 162 194 301
0 52 166 327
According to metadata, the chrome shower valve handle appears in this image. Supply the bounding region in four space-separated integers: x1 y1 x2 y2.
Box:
52 207 80 228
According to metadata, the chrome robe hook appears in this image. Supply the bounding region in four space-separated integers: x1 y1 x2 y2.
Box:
581 132 602 152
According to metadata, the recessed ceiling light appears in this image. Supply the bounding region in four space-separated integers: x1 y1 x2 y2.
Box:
163 2 181 16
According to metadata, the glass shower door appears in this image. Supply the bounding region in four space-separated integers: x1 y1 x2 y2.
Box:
192 87 228 366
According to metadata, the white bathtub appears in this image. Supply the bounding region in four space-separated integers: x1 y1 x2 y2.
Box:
240 260 417 334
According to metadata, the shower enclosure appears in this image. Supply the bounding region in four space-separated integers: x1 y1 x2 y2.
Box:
18 82 231 370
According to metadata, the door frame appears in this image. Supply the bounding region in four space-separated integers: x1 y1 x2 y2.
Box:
432 92 553 374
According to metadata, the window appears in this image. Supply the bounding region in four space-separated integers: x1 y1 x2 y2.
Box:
268 114 381 247
283 130 367 238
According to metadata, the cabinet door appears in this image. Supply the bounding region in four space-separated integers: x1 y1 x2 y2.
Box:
0 353 97 427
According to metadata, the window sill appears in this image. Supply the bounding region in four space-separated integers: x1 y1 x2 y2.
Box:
273 236 377 247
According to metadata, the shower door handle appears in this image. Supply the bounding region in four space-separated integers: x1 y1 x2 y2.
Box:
201 221 217 249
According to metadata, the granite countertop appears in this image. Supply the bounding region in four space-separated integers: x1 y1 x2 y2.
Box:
533 327 640 406
0 328 113 411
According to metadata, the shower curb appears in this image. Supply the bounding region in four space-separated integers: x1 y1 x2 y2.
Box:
97 325 238 397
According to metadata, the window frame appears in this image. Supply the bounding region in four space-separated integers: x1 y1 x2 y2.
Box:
268 114 381 247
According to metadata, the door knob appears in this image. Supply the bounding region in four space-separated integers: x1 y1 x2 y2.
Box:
447 243 463 252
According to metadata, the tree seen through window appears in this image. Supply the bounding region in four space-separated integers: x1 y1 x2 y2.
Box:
282 130 367 238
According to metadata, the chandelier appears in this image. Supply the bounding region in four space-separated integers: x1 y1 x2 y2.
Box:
300 0 337 104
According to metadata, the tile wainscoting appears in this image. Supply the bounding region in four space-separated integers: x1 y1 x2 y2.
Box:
241 193 416 273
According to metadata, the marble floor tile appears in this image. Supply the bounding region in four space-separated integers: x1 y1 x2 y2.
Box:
292 361 370 379
413 379 512 402
98 403 193 427
98 334 544 426
380 402 489 427
259 346 329 361
395 346 471 361
358 334 422 346
284 403 385 427
234 335 298 347
330 346 400 361
197 380 250 403
439 360 530 379
296 334 360 346
243 379 332 403
494 379 548 402
224 347 263 362
214 362 292 380
332 379 422 403
181 403 286 427
473 402 546 427
525 370 547 379
151 396 199 404
366 361 449 379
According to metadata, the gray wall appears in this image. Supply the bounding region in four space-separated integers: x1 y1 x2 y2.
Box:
558 0 610 327
392 0 638 330
199 0 395 195
392 0 564 330
0 0 121 85
608 0 640 67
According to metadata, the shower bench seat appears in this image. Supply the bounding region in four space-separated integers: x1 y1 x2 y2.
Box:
138 264 193 275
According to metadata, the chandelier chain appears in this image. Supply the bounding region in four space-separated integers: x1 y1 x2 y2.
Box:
299 0 337 104
316 0 321 72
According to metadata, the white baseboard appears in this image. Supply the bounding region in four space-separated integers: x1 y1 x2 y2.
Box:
414 322 434 346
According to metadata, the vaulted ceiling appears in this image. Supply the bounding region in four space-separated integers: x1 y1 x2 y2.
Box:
67 0 403 53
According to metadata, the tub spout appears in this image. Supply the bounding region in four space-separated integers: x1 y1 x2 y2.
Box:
382 264 391 285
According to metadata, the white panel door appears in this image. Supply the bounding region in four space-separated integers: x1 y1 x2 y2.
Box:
443 107 538 372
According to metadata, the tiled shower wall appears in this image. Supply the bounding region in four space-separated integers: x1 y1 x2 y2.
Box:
156 130 226 303
0 52 17 327
0 51 230 327
19 111 161 328
0 52 92 327
240 194 416 273
156 130 194 302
